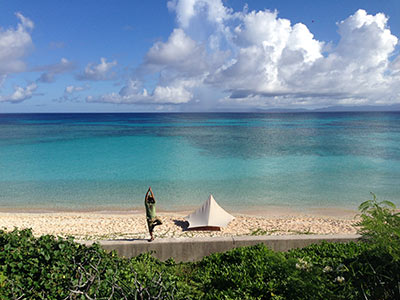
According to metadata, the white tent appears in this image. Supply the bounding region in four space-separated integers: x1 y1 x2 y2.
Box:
185 195 235 230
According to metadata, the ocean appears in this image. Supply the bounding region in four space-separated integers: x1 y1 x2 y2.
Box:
0 112 399 212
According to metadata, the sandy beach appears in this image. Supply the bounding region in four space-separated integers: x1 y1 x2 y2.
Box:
0 209 359 241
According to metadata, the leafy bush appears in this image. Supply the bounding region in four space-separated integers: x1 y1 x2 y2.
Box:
288 241 400 300
0 228 197 299
355 192 400 260
1 193 400 299
193 244 291 299
191 241 400 300
1 229 399 299
194 243 348 299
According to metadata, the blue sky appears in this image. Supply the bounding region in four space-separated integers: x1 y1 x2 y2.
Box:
0 0 399 112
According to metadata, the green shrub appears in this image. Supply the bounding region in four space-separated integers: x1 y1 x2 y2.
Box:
355 192 400 260
0 228 196 299
191 241 400 300
288 241 400 300
1 193 400 299
193 243 356 300
193 244 291 299
1 229 399 299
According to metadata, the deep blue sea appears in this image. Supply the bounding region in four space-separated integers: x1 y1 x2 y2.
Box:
0 112 399 212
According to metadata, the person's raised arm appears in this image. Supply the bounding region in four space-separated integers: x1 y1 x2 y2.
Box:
148 187 154 198
145 187 151 200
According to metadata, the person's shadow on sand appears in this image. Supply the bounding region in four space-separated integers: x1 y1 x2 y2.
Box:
173 219 189 231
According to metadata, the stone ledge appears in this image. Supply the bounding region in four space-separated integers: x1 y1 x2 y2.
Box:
82 234 361 262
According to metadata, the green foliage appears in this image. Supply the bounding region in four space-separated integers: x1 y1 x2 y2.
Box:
194 243 350 299
190 242 399 300
287 241 400 300
355 192 400 260
0 228 196 299
346 246 400 300
0 229 399 299
1 192 400 300
194 244 290 299
250 228 314 236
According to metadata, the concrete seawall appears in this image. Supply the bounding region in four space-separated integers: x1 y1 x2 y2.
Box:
83 234 361 262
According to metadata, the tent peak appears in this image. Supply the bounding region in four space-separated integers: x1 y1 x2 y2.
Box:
185 194 234 230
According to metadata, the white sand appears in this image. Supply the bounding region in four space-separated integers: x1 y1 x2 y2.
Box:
0 210 359 241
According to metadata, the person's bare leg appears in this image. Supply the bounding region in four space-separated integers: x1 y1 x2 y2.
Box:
149 224 155 242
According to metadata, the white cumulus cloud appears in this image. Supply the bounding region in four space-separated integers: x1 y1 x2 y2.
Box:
167 0 231 28
87 78 194 104
91 1 400 109
77 57 117 81
65 85 86 94
35 58 75 83
0 82 37 103
0 13 34 76
53 84 88 103
144 28 207 75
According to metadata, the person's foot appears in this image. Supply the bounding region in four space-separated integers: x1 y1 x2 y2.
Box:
149 235 154 242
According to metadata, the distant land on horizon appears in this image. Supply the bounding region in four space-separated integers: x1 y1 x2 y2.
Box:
1 104 400 114
256 104 400 113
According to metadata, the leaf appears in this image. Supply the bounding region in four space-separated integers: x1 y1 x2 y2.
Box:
358 200 372 212
380 200 396 209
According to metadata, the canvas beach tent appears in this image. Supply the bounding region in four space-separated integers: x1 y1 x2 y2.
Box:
185 195 235 231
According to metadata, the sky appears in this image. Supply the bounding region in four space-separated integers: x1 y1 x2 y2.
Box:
0 0 399 112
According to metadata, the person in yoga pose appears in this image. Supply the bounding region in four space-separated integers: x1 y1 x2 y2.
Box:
145 187 162 241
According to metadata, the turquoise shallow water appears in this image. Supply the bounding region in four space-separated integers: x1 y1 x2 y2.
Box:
0 112 399 211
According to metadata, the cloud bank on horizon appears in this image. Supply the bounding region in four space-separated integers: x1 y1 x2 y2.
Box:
1 0 399 110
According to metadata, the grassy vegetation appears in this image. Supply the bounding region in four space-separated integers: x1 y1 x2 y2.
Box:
250 228 315 236
0 194 399 299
